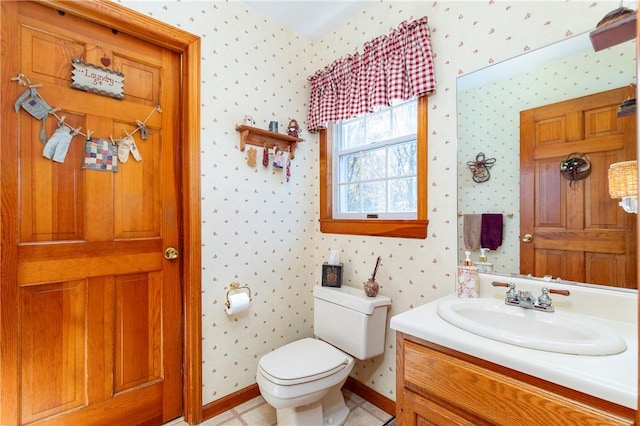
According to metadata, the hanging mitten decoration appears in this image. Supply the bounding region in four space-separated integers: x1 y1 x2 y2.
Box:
43 121 77 163
117 139 130 163
117 134 142 163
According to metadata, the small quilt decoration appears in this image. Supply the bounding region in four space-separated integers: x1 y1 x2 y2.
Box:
82 138 118 172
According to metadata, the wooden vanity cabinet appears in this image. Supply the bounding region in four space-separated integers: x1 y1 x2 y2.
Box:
396 333 636 426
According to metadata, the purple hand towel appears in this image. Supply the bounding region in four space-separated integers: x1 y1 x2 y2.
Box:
463 214 482 250
481 213 503 250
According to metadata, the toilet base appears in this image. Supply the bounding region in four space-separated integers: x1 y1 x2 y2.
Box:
322 387 350 425
274 387 350 426
323 405 350 426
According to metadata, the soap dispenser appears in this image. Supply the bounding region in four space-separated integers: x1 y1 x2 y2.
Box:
457 251 479 298
464 250 473 266
474 248 494 273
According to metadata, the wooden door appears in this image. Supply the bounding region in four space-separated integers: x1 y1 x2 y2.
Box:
1 2 183 424
520 87 637 288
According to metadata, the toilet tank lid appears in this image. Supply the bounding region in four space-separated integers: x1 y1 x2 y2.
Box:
314 285 391 314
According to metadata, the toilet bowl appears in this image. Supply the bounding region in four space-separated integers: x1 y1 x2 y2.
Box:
256 285 392 426
256 337 354 425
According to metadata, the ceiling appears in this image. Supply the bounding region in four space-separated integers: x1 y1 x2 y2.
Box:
242 1 371 40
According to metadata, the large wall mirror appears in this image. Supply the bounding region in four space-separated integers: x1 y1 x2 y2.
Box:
457 30 637 289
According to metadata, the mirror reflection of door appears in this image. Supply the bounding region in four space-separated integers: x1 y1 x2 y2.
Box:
520 86 637 289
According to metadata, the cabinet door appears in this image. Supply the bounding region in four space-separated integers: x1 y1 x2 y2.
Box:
402 340 634 426
399 390 483 426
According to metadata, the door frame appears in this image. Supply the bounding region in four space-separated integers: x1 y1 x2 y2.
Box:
32 1 203 424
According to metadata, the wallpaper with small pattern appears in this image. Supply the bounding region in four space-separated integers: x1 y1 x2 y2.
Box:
457 40 636 272
119 0 632 406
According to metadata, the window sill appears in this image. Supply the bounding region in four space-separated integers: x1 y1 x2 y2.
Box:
320 218 428 239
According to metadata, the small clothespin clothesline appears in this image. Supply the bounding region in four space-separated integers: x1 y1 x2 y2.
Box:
54 114 81 136
11 73 162 145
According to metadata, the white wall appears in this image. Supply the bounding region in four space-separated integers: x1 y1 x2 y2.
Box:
120 0 630 405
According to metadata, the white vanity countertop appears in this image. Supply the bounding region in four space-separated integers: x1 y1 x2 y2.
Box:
390 276 638 409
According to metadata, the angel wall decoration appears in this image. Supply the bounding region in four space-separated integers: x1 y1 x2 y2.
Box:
466 152 496 183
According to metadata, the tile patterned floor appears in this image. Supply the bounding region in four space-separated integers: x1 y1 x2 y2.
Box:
165 389 394 425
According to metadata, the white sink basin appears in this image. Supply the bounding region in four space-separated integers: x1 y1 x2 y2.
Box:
437 298 627 356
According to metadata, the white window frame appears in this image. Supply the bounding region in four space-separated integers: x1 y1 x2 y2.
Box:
332 99 418 220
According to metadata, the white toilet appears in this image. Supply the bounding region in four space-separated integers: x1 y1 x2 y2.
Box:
256 285 392 426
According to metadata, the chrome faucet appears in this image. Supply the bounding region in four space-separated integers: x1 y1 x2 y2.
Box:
492 282 570 313
517 290 536 309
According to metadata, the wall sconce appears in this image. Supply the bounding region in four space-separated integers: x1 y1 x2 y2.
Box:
608 160 638 214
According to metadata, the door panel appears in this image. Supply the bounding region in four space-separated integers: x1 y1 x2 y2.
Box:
520 87 637 288
534 160 564 227
114 273 162 393
2 2 183 424
19 109 85 242
20 281 87 423
114 129 161 239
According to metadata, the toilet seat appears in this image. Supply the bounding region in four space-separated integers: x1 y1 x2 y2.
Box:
258 337 351 386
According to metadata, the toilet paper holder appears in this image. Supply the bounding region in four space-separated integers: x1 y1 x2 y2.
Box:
225 282 252 309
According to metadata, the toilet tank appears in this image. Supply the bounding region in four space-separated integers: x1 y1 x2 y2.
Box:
313 285 392 360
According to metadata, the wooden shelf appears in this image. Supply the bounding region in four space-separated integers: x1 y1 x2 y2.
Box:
235 124 304 159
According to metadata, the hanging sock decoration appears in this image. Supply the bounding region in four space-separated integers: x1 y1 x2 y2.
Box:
285 156 291 182
11 73 161 169
134 106 161 141
135 119 149 140
262 144 269 167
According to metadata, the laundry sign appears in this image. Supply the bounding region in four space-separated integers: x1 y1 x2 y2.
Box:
71 58 124 100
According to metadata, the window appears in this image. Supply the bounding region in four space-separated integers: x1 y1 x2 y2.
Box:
333 98 418 220
319 96 428 238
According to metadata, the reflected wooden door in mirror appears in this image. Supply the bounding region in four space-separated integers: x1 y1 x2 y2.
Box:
456 30 636 288
520 87 637 289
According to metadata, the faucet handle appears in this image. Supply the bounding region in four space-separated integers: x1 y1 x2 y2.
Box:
549 288 570 296
535 287 570 312
537 287 553 307
492 281 516 290
492 281 518 304
538 287 570 303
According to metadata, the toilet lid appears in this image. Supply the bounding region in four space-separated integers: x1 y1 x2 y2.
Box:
258 338 350 385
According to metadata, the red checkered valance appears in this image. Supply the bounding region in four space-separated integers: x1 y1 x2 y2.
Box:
307 16 436 133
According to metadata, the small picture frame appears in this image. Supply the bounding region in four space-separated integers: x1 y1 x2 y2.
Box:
322 263 343 287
